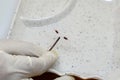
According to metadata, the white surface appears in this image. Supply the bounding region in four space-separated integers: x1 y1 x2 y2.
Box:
0 0 19 39
21 0 77 27
9 0 120 80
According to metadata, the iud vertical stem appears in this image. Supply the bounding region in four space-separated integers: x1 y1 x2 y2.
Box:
49 37 60 51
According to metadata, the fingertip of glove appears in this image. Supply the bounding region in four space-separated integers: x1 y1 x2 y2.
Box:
51 50 58 56
47 50 58 59
54 75 75 80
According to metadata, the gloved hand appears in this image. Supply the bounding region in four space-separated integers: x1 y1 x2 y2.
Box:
0 39 58 80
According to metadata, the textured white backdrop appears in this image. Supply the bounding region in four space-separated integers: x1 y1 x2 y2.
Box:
0 0 19 39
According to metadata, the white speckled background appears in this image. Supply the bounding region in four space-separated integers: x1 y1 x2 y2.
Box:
8 0 120 80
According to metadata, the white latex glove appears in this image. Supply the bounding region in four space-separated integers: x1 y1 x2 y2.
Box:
54 75 75 80
0 39 58 80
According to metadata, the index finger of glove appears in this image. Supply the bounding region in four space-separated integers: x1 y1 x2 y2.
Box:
0 39 46 57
